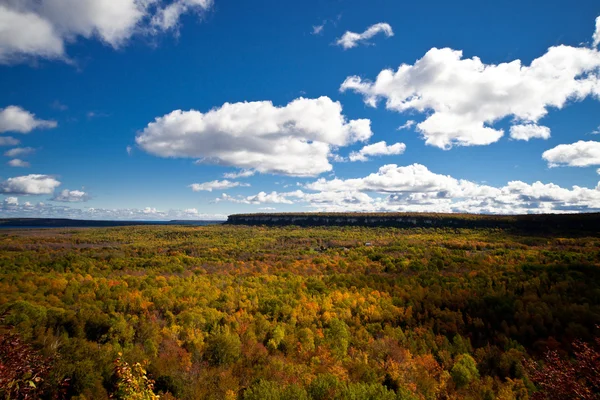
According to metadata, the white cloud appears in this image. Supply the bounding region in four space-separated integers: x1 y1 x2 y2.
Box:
597 168 600 175
151 0 213 31
0 174 61 195
0 0 213 64
312 22 325 35
306 163 487 195
223 169 255 179
3 197 18 206
4 147 36 158
136 96 372 177
509 124 551 141
0 201 226 220
258 207 276 210
51 189 90 202
341 33 600 149
336 22 393 49
329 153 347 163
0 137 20 146
189 179 249 192
7 159 30 168
0 5 65 63
542 140 600 167
397 120 415 130
0 106 56 133
348 141 406 162
126 145 133 155
594 16 600 48
225 163 600 214
217 191 296 205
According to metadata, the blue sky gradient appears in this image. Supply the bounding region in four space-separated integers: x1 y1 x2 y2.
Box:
1 0 600 219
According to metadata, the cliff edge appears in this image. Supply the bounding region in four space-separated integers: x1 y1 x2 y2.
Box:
226 212 600 234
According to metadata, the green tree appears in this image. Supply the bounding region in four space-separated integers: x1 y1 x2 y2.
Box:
205 327 241 366
451 354 479 388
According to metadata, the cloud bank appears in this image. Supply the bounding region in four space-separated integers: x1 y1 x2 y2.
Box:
218 163 600 214
0 199 225 220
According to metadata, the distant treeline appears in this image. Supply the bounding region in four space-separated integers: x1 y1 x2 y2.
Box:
227 212 600 234
0 218 223 228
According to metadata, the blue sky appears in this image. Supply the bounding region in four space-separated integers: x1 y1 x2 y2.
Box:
1 0 600 219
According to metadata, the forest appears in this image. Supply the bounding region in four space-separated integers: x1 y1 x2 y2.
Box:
0 223 599 399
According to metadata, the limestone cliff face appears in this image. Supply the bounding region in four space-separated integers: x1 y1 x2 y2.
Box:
226 212 600 233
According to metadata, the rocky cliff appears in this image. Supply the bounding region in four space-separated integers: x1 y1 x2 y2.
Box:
226 212 600 234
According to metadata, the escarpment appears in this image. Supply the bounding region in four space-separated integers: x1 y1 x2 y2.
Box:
226 212 600 234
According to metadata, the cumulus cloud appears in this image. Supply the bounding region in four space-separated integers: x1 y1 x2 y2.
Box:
136 96 372 177
306 163 483 195
0 0 213 64
542 140 600 167
336 22 393 49
51 189 90 202
348 141 406 162
7 159 30 168
0 106 56 133
3 197 18 206
0 174 61 195
189 179 249 192
0 137 19 146
341 26 600 149
4 147 36 158
223 169 255 179
509 124 551 141
0 5 64 63
221 163 600 214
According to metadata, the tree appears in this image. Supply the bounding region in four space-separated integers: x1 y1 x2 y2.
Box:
451 354 479 388
527 336 600 400
113 354 159 400
0 332 66 399
205 327 242 366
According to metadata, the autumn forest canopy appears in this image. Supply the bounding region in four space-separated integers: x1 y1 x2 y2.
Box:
0 221 599 399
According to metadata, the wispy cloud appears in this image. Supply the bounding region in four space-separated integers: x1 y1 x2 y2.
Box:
336 22 394 49
397 120 415 130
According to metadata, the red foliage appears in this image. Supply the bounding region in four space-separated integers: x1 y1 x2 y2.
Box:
528 336 600 400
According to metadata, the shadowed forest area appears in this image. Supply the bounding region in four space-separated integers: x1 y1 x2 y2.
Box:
0 224 599 399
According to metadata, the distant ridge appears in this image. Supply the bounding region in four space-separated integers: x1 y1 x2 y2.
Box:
0 218 224 228
226 212 600 234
